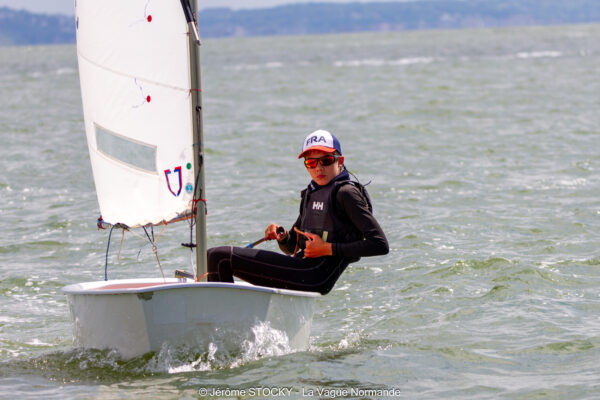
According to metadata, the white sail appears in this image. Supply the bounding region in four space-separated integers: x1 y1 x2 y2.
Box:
76 0 196 227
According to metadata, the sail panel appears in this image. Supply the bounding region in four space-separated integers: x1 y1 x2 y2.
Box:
76 0 191 92
76 0 196 227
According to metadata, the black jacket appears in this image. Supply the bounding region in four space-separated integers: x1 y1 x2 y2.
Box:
280 171 389 259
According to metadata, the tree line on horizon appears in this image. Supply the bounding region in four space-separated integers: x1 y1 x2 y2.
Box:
1 0 599 46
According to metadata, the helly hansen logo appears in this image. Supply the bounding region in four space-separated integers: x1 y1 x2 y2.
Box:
306 135 327 146
312 201 324 211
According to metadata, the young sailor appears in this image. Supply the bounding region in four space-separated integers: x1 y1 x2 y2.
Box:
207 130 388 294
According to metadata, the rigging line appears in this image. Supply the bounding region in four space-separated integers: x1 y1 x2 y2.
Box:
143 226 166 282
179 104 205 275
127 0 152 27
195 272 209 282
191 248 196 278
125 227 146 241
181 199 197 275
193 106 206 215
113 224 147 243
346 166 372 211
136 246 146 261
117 229 125 263
126 223 169 260
126 222 171 244
142 226 153 247
187 209 195 274
153 223 168 242
132 78 150 108
104 225 116 281
143 0 151 18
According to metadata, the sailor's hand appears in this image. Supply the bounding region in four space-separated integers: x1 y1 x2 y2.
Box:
302 232 333 258
265 224 286 242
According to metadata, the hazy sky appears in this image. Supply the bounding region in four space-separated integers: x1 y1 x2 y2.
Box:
0 0 416 16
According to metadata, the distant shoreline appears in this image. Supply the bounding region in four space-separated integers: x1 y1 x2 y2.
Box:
1 1 600 46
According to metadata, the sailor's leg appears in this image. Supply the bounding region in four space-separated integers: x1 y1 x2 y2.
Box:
207 246 349 294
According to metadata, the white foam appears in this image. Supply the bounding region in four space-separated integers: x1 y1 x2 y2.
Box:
265 62 284 68
516 51 562 59
26 338 52 347
146 321 293 373
166 342 217 373
56 68 76 75
227 62 284 71
334 57 433 67
231 322 291 368
337 330 362 349
389 57 434 66
557 178 587 187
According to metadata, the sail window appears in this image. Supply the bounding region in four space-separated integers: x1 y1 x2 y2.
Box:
95 124 157 173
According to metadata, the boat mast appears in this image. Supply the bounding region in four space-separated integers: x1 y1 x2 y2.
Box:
182 0 207 277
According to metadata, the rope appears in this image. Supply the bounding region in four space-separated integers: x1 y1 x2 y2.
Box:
158 224 167 239
191 248 196 278
143 227 166 282
104 225 116 281
195 272 209 282
126 227 147 241
183 103 206 275
292 227 310 258
346 166 373 212
117 229 125 263
103 222 170 282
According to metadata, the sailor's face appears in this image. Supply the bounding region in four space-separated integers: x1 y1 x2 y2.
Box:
303 150 344 186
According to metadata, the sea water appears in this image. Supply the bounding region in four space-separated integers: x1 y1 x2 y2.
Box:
1 24 599 399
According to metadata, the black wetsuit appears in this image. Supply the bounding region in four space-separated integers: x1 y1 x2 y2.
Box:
207 171 388 294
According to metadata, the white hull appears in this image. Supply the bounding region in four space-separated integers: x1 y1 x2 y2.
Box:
62 279 319 359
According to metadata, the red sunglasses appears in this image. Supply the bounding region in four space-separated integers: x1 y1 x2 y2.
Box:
304 155 340 169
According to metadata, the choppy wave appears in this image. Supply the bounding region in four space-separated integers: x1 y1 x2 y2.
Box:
428 257 514 278
334 57 434 67
519 338 600 355
3 23 600 399
149 321 294 373
0 321 297 386
225 61 285 71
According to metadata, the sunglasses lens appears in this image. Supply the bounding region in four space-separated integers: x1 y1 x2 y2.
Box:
320 155 335 166
304 159 318 168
